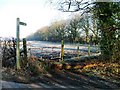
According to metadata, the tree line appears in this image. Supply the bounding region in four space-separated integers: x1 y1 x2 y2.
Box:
27 15 99 44
27 1 120 62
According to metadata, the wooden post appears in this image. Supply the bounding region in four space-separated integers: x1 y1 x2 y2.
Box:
87 37 90 56
77 44 80 58
88 44 90 56
16 18 21 69
16 18 27 70
12 38 16 61
23 38 27 66
61 39 64 61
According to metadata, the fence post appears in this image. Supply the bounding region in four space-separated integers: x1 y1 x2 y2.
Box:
23 38 27 66
77 44 80 58
87 37 90 56
88 44 90 56
61 39 64 61
12 38 16 61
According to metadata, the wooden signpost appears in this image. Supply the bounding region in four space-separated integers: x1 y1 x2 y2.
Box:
16 18 27 69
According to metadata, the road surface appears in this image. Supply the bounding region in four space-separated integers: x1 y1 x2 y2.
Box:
1 70 119 90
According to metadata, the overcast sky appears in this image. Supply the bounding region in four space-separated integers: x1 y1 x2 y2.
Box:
0 0 72 38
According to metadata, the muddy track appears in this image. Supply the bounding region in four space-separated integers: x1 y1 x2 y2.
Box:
44 70 119 89
2 70 119 89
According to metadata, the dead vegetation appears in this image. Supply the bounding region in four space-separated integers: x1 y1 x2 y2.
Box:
1 38 16 68
2 55 120 87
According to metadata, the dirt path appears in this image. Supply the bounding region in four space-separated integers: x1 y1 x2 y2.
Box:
1 70 119 89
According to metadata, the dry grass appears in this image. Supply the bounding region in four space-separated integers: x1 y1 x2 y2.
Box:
1 56 120 85
75 61 120 84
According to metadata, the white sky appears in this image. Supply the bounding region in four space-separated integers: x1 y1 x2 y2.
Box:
0 0 71 38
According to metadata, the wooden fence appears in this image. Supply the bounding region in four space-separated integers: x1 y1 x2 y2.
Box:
1 38 27 68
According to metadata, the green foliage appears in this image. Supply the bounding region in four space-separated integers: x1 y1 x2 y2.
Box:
93 2 120 60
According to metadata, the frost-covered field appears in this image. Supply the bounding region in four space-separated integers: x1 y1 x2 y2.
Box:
27 41 100 53
27 41 100 59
